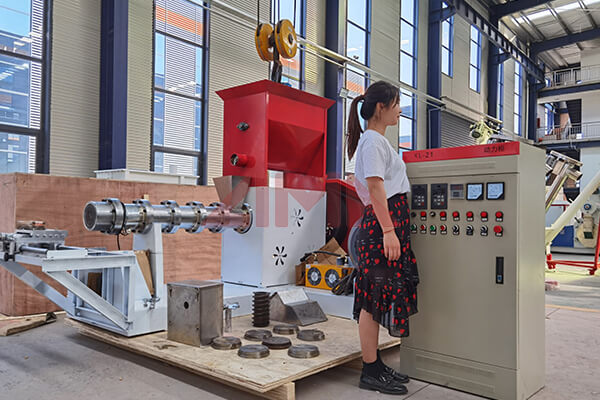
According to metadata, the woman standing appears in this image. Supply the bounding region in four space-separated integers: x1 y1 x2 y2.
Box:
348 81 419 395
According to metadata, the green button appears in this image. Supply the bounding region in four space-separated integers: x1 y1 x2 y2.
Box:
430 225 436 231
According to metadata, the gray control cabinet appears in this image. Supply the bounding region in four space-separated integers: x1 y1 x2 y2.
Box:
401 142 546 400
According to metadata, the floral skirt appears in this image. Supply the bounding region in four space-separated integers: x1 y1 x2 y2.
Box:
353 193 419 338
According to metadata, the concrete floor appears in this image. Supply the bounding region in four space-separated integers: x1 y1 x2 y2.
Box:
2 258 600 400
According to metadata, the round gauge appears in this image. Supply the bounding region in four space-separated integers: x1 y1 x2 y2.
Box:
466 183 484 201
487 182 505 200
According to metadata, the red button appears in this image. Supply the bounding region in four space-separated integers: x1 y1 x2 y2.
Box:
452 211 459 218
494 226 503 234
440 211 447 217
481 211 488 218
420 211 427 217
466 211 474 218
496 211 503 218
440 225 447 231
420 225 426 230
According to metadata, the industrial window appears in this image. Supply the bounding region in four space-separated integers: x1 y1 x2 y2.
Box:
0 0 47 173
399 90 415 151
400 0 417 88
514 61 522 135
271 0 305 89
544 104 553 134
469 25 481 92
346 0 371 98
399 0 417 151
153 0 207 180
441 2 453 77
497 61 504 122
344 0 371 177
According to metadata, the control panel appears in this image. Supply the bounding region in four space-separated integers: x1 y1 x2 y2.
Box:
409 180 505 239
400 142 545 400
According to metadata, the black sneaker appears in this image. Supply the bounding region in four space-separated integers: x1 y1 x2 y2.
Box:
382 365 410 384
359 372 408 395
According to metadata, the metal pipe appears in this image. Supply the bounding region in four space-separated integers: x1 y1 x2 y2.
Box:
19 245 48 255
202 0 445 108
546 168 600 245
83 199 253 235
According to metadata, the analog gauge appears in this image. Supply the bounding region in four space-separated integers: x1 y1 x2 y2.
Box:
466 183 484 201
487 182 505 200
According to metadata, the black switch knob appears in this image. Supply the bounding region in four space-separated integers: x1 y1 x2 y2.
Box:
237 122 249 131
466 225 474 236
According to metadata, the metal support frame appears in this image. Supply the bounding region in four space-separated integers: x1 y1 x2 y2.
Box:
0 249 137 331
539 82 600 98
0 259 74 314
531 28 600 55
491 0 554 18
487 15 500 119
427 0 443 149
447 0 544 81
324 0 346 177
48 270 131 330
527 75 546 141
99 0 129 170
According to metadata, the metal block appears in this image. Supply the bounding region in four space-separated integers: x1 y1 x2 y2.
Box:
167 280 223 346
270 288 327 326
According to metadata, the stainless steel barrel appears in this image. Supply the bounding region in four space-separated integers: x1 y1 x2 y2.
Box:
83 198 252 235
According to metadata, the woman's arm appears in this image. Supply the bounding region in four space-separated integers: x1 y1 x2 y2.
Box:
366 177 401 261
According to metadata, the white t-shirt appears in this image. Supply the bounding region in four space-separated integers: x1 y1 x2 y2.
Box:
354 129 411 206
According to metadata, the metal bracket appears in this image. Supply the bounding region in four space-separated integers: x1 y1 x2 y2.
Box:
142 296 161 310
46 270 131 331
0 258 75 315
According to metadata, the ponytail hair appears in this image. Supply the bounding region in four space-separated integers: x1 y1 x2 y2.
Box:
347 80 400 160
347 94 365 161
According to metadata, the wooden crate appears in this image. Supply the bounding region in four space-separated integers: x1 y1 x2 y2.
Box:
0 173 221 316
67 315 401 400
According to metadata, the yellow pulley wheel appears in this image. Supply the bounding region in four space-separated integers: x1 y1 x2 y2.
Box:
255 23 274 62
274 19 297 59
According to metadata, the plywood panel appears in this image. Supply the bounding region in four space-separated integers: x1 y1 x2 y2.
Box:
68 315 401 397
1 173 221 315
0 174 16 315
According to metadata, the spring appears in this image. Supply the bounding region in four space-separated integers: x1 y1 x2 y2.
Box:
252 291 271 327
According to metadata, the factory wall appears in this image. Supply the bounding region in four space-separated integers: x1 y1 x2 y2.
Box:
49 0 101 176
43 0 533 183
126 0 154 171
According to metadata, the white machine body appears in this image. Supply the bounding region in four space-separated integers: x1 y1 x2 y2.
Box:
221 186 326 287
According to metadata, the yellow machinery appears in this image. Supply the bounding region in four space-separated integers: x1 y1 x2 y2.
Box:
255 19 297 83
305 264 352 290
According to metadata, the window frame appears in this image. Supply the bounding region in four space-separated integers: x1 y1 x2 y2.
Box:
514 61 523 136
151 0 209 184
469 25 481 93
344 0 371 97
0 0 50 173
441 3 453 77
398 0 418 152
497 61 504 122
271 0 307 89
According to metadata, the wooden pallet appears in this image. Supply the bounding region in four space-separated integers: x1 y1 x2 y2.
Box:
0 311 63 336
67 315 401 400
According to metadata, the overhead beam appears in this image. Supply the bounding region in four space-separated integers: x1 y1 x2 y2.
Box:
578 0 599 29
546 4 584 51
539 82 600 98
492 0 554 18
447 0 545 81
530 27 600 55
